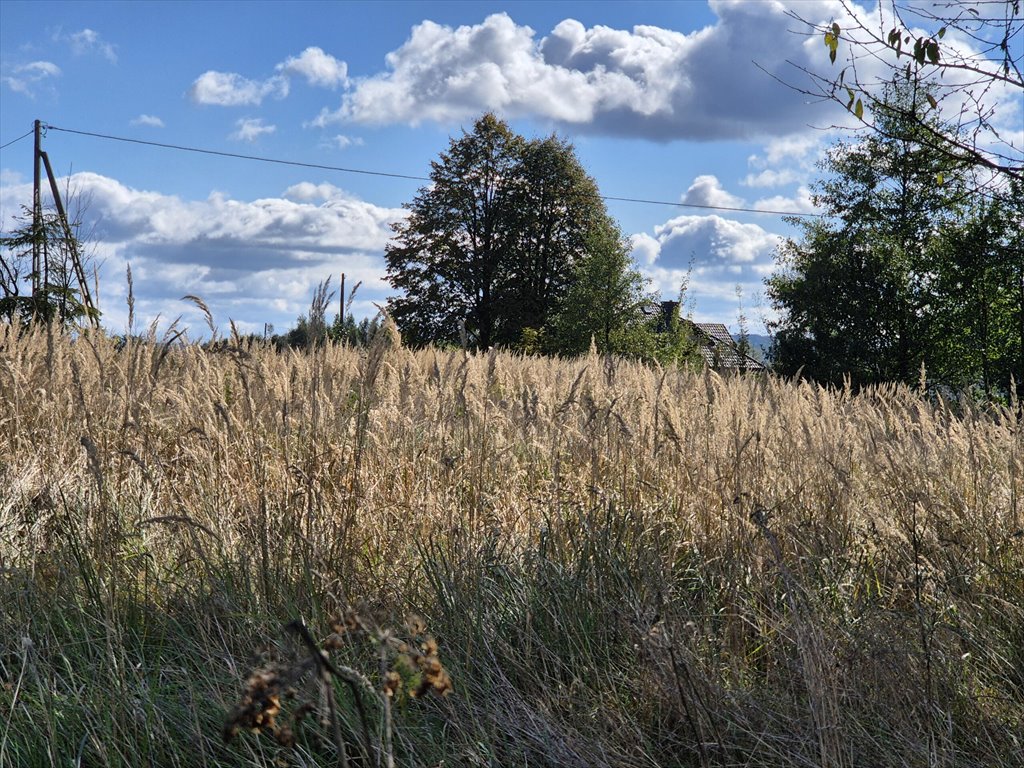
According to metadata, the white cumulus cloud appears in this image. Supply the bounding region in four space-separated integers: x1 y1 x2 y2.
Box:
283 181 351 202
753 186 817 215
277 47 348 88
189 46 349 110
646 214 781 266
629 199 784 328
321 4 852 140
189 71 289 106
629 232 661 266
682 175 745 210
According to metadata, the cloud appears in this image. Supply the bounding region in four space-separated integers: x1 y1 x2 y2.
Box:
277 47 348 88
752 186 816 214
629 232 660 266
742 168 803 188
64 28 118 63
283 181 360 202
756 134 826 167
324 5 852 140
644 213 782 267
682 175 745 209
0 169 25 186
0 172 406 334
630 204 783 328
130 114 165 128
189 46 348 110
675 172 818 217
2 60 61 96
327 134 362 149
230 117 276 142
189 71 289 106
742 132 833 188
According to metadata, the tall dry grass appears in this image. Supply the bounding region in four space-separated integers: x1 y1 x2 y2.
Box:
0 320 1021 767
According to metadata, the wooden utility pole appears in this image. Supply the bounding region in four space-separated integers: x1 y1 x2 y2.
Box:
30 120 99 326
32 119 42 298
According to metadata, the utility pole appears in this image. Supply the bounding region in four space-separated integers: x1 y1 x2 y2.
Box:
32 119 42 299
29 120 99 326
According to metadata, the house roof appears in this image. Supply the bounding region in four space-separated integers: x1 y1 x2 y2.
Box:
691 323 766 371
640 303 767 371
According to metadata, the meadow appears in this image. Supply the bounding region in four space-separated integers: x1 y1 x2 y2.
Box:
1 320 1022 767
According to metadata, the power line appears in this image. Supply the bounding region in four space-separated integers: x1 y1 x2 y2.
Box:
0 129 34 152
602 194 819 217
41 122 823 218
44 124 430 182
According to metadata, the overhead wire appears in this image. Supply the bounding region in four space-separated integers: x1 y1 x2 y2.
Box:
41 122 824 218
44 124 430 182
0 129 34 152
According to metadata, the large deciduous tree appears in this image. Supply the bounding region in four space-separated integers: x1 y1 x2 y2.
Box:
385 113 647 352
386 114 522 349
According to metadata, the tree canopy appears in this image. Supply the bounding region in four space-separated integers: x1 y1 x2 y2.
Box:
385 114 654 356
767 84 1022 398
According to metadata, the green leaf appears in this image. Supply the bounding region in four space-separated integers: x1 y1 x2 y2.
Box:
913 38 926 65
888 27 900 46
926 93 938 109
936 172 944 186
830 47 837 64
937 26 946 39
927 41 940 64
854 98 864 120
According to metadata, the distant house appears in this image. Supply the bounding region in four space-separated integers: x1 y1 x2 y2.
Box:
690 322 766 372
647 301 767 372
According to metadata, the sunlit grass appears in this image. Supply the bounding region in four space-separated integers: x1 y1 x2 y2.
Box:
1 321 1021 767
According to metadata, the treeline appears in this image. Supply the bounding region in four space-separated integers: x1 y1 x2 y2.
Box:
272 275 713 371
4 98 1018 400
274 309 384 350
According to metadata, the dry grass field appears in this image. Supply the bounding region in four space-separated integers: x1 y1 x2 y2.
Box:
1 321 1022 767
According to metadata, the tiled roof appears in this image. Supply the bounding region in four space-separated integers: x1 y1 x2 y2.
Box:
692 323 766 371
639 305 767 371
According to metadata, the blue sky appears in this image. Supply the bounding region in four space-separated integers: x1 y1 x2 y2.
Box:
1 1 1018 338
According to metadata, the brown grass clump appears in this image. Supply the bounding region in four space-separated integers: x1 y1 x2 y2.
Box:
0 320 1022 767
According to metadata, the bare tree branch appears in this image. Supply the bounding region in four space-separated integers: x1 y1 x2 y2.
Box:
775 0 1023 184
